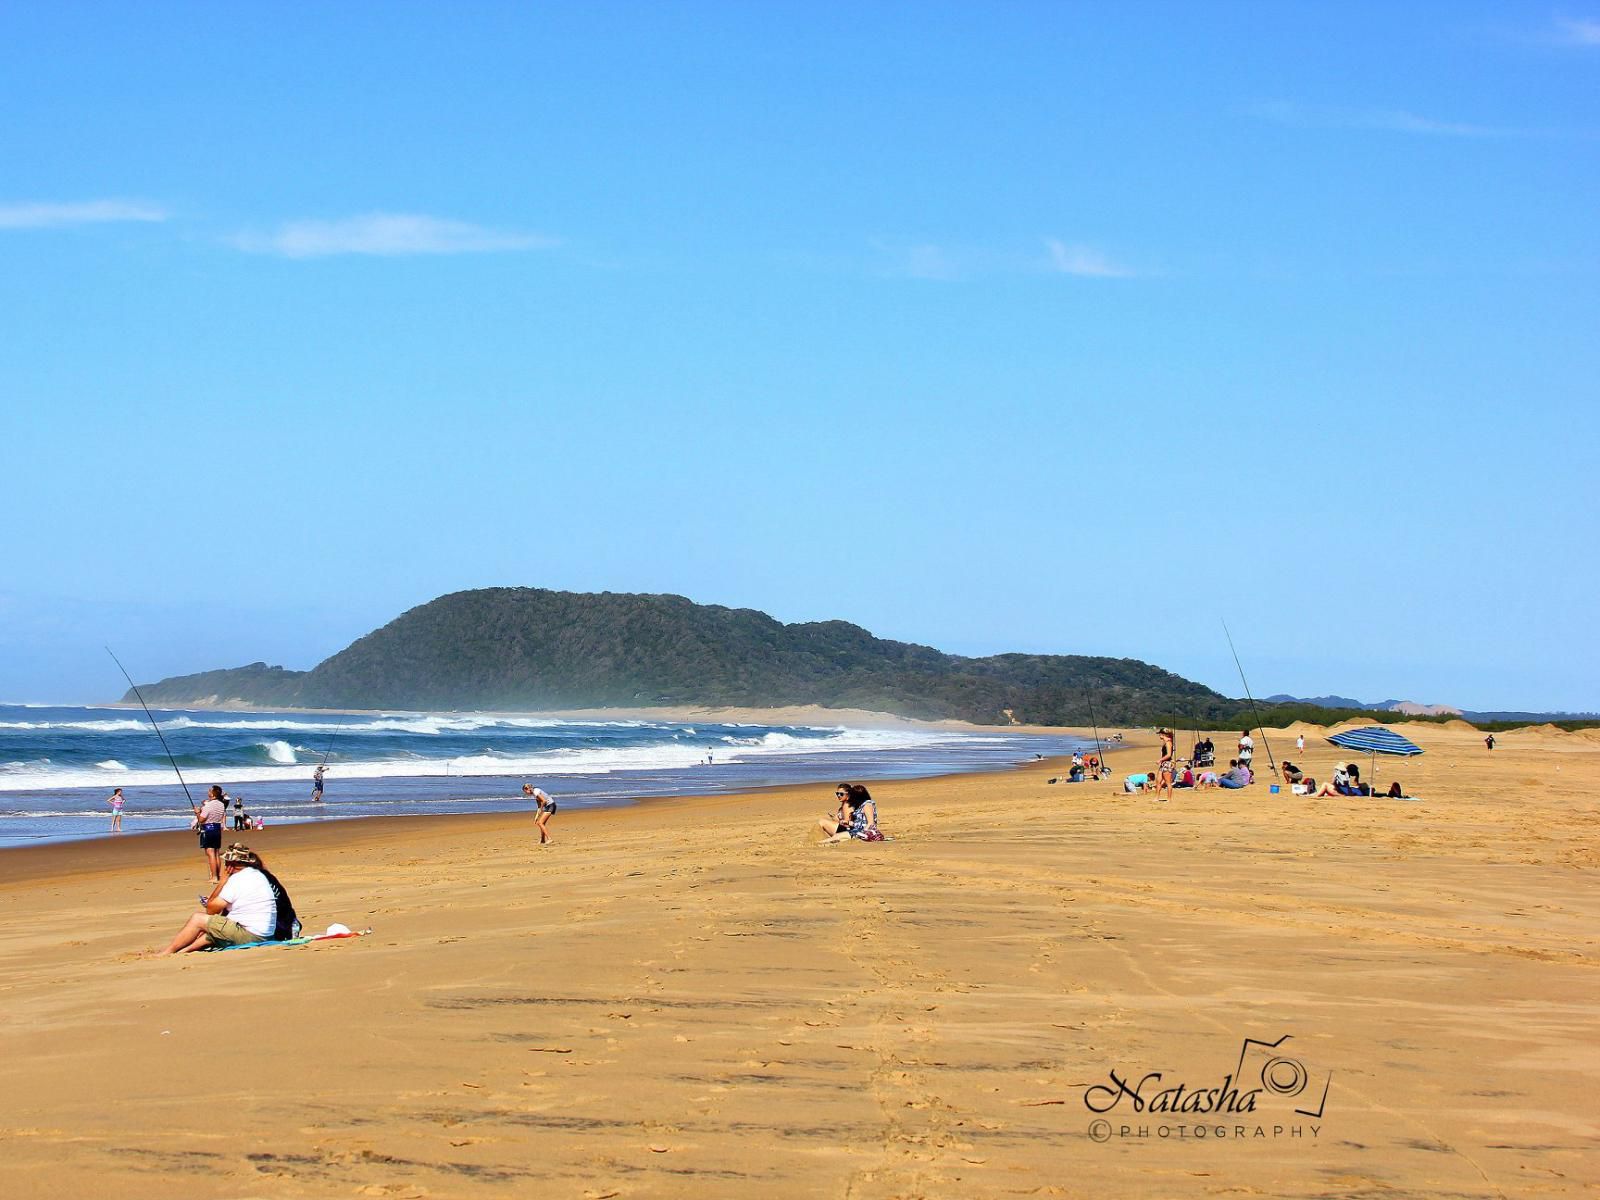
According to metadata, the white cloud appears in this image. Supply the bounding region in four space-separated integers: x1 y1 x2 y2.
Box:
1554 17 1600 45
232 213 558 258
1248 99 1517 138
1045 239 1135 279
901 243 960 280
0 200 168 229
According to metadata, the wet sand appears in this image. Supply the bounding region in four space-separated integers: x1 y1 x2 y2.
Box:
0 720 1595 1198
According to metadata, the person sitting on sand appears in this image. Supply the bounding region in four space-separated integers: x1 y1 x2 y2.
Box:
819 784 859 842
1176 764 1195 788
1317 765 1354 797
1218 760 1250 789
847 785 879 839
160 844 285 955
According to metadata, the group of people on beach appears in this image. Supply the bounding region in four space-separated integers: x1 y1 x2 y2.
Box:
1112 726 1410 800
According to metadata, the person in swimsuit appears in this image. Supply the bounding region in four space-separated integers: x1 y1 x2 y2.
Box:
527 785 557 844
108 787 125 834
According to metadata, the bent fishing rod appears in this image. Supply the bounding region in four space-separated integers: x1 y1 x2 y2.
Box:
106 647 201 820
1085 689 1105 772
1221 620 1278 778
317 714 346 768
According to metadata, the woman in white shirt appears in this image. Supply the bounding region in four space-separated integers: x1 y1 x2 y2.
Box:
159 845 279 955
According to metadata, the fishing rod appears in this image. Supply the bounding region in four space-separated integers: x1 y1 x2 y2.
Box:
1085 689 1106 777
1221 620 1278 778
106 647 201 819
317 714 346 767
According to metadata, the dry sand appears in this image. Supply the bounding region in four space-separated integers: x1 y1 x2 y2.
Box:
0 721 1595 1198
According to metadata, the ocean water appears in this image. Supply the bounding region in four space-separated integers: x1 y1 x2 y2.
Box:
0 703 1091 847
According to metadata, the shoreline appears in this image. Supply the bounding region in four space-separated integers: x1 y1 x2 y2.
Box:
0 739 1138 882
0 719 1595 1198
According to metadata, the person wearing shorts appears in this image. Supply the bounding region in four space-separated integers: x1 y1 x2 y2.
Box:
160 844 278 954
108 787 125 834
192 785 228 882
528 786 557 844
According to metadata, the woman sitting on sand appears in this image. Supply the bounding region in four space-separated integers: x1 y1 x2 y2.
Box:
160 844 286 955
819 784 858 842
1317 765 1354 797
847 785 879 838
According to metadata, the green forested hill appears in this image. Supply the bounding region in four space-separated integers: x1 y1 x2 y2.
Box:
127 587 1243 725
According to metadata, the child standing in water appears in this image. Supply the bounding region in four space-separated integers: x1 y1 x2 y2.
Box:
107 787 125 834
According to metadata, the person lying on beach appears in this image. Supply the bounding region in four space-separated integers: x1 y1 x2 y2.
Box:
160 844 285 955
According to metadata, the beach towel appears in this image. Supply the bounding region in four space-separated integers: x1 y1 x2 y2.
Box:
212 927 370 953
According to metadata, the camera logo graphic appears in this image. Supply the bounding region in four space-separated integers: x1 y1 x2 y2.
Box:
1235 1035 1330 1118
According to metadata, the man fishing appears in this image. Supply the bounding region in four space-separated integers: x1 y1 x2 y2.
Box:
312 763 326 802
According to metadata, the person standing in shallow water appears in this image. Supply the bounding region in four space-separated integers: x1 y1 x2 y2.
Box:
107 787 125 834
311 763 326 802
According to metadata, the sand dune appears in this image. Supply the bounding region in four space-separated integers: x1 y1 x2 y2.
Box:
0 720 1595 1198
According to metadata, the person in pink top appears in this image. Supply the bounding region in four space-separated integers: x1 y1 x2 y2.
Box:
107 787 125 834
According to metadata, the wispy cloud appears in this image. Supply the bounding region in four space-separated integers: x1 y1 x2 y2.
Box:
0 200 168 229
232 213 558 258
1248 99 1521 139
1045 239 1136 279
1553 17 1600 45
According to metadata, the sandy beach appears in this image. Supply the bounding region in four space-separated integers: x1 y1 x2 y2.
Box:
1 719 1595 1199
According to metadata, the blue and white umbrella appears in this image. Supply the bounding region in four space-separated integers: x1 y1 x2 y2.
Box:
1326 726 1425 757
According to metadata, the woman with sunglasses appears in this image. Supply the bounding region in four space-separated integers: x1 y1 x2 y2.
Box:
817 784 859 843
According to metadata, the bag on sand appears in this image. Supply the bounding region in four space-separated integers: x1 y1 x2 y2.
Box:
861 828 885 843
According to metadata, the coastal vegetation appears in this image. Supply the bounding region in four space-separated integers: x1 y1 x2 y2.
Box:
130 588 1595 730
130 588 1236 725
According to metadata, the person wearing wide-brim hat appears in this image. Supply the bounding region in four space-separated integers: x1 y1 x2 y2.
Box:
159 845 278 955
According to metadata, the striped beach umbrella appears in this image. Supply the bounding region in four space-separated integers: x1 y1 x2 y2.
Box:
1326 726 1425 756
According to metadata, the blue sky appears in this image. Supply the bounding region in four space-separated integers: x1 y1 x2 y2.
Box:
2 2 1596 712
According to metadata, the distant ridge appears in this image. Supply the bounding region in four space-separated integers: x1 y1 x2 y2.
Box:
1265 693 1595 723
127 587 1240 727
